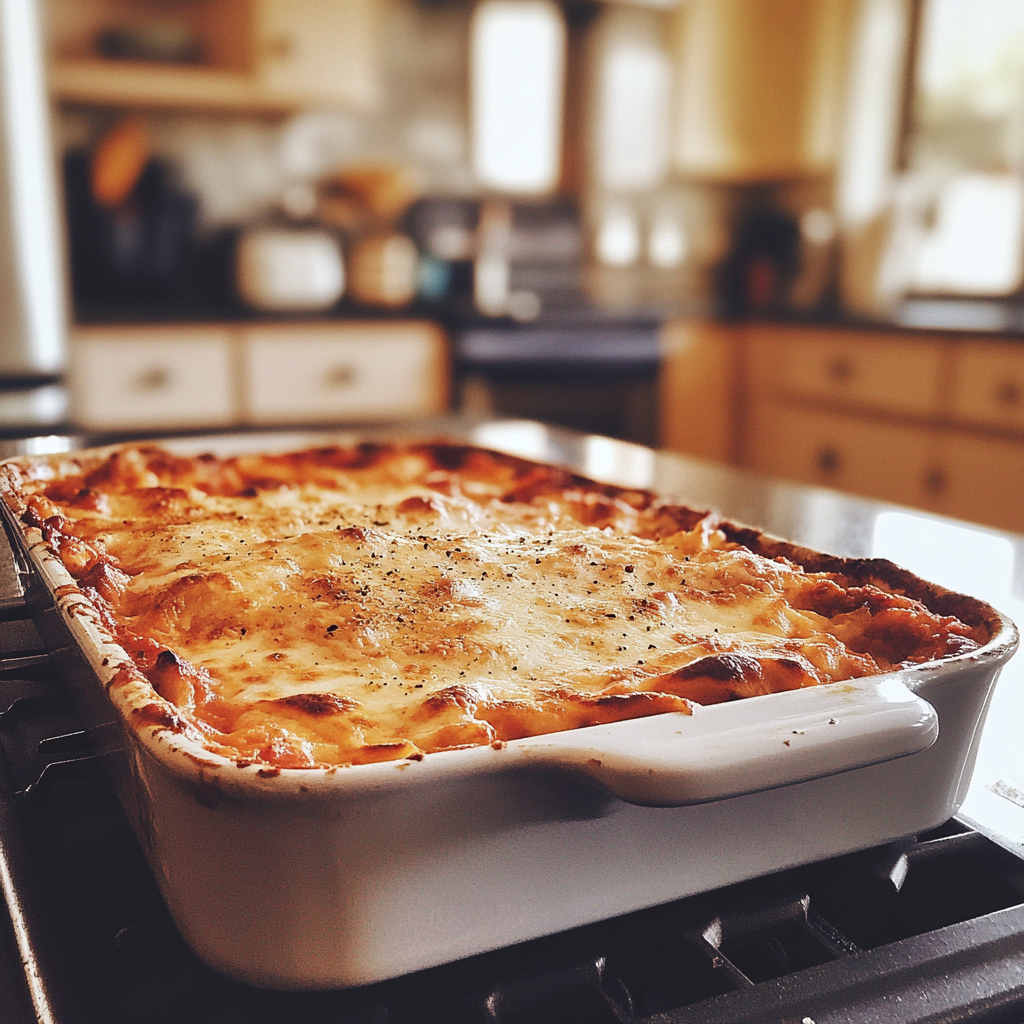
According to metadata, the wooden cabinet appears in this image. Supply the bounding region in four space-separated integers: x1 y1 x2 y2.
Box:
749 328 946 417
951 340 1024 432
242 322 447 425
659 321 739 464
671 0 855 180
70 321 449 432
70 326 237 431
253 0 378 109
660 320 1024 533
744 402 944 510
940 434 1024 534
46 0 380 112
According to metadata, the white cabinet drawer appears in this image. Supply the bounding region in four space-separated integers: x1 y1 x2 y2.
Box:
744 402 944 509
748 329 946 417
951 341 1024 431
70 328 237 430
242 322 447 424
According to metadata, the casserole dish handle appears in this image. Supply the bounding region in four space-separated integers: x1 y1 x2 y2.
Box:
517 678 938 807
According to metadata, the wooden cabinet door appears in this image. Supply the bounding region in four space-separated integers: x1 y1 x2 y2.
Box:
747 327 946 417
951 340 1024 432
70 327 238 431
255 0 379 109
936 433 1024 534
242 321 448 425
744 401 945 510
659 321 738 464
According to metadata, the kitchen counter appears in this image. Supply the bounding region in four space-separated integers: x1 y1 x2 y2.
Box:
71 291 1024 339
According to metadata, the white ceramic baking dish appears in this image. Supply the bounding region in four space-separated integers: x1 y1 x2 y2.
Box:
2 430 1017 991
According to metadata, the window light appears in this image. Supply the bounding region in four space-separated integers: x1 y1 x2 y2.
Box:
470 0 566 194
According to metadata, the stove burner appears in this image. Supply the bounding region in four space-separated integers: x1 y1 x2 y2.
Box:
2 537 1024 1022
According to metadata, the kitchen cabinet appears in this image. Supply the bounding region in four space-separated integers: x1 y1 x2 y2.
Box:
951 340 1024 432
671 0 855 180
749 327 946 418
941 433 1024 534
744 401 944 510
70 326 237 431
242 321 447 425
253 0 379 109
46 0 379 113
658 320 738 464
660 320 1024 533
69 320 448 432
48 61 284 114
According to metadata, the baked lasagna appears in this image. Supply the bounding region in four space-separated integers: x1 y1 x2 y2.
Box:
1 442 987 771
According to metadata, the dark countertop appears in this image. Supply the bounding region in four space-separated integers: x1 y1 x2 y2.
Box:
71 294 1024 340
745 298 1024 337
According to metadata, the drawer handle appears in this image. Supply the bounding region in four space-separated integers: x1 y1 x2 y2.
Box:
815 447 840 474
825 358 854 383
267 35 292 60
994 380 1022 407
136 367 171 391
325 365 357 389
923 467 946 495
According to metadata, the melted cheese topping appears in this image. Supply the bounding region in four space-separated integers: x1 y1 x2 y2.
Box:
4 444 985 770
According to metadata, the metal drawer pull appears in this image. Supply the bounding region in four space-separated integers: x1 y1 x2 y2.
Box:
136 367 171 391
325 365 357 388
815 447 840 474
994 380 1022 407
825 357 854 383
923 467 946 495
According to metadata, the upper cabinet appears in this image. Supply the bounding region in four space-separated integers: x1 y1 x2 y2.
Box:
46 0 380 113
671 0 857 181
253 0 379 109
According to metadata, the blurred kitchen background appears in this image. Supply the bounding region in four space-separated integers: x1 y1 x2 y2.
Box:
3 0 1024 530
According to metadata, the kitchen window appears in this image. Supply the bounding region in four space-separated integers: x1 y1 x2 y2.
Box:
904 0 1024 295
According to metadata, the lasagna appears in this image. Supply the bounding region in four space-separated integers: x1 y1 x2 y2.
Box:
1 442 987 772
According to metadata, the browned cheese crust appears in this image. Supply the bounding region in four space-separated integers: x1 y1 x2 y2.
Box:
1 443 989 770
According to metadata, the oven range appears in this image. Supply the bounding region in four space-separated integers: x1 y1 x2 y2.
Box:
2 430 1024 1023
